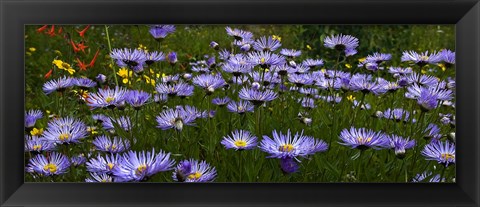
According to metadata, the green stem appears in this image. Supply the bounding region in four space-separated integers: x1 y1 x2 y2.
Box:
104 25 119 86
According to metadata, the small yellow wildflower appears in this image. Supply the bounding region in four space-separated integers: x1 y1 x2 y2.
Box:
347 95 356 102
52 59 75 75
306 45 312 50
437 63 447 72
87 126 98 135
143 75 156 86
358 57 366 63
30 128 44 136
321 68 326 73
345 64 352 69
421 69 427 74
137 44 148 52
26 52 32 56
150 69 155 74
29 47 36 52
117 68 132 84
272 35 282 42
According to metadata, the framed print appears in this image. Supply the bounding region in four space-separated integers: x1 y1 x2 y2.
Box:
1 0 479 206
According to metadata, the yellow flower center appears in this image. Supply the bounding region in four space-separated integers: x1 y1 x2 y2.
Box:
107 163 115 170
420 55 429 61
43 163 58 173
279 144 294 152
33 145 42 151
58 133 70 141
136 165 147 175
61 62 71 69
188 171 202 180
260 58 266 64
441 153 455 160
234 140 247 148
105 96 114 103
357 137 372 144
111 145 117 150
237 106 244 111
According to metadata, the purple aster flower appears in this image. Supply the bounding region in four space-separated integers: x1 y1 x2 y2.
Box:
387 135 416 159
382 108 413 123
225 27 253 41
96 74 107 84
248 51 286 69
253 36 282 52
288 73 314 87
125 90 151 109
221 130 258 150
192 74 226 95
102 116 132 132
401 50 442 66
302 59 324 69
210 41 219 50
412 171 444 183
406 84 453 111
299 88 319 97
345 48 358 56
156 108 197 131
86 86 128 109
388 67 413 75
219 49 232 60
191 65 210 74
70 154 87 166
74 77 97 89
287 64 310 74
249 71 280 86
149 25 176 39
272 64 291 76
260 129 327 159
110 48 146 73
172 160 191 182
113 149 175 182
421 140 455 167
160 74 180 84
324 34 359 53
299 98 316 109
154 94 168 104
25 135 55 153
439 49 455 67
27 152 70 176
143 51 166 65
239 87 278 105
352 100 371 110
206 56 216 68
318 95 343 104
338 127 388 150
25 109 43 128
362 52 392 65
212 97 231 107
85 172 115 182
92 135 130 153
156 81 194 97
404 72 439 87
172 159 217 182
280 48 301 58
315 77 343 90
349 74 387 95
222 62 253 77
86 153 123 174
227 100 255 114
423 123 442 140
43 76 74 95
167 52 177 65
176 105 209 119
92 114 109 123
42 117 88 144
280 157 300 174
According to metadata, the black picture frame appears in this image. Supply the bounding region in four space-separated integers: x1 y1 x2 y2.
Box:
1 0 479 206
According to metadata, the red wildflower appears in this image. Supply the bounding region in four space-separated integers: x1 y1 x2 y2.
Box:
37 25 48 33
76 25 91 38
76 58 88 71
76 41 88 53
88 49 100 68
57 27 63 34
46 25 56 37
44 69 53 79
